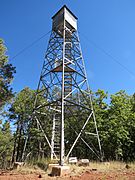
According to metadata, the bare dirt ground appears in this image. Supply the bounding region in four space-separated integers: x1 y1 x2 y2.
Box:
1 162 135 180
1 171 135 180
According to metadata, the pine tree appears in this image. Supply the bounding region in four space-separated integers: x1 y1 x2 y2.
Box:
0 39 16 108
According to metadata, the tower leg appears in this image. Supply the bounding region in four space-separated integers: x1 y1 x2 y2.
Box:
60 18 66 166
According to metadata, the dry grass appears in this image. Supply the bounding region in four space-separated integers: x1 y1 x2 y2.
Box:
12 164 46 175
91 161 135 172
10 161 135 179
68 161 135 176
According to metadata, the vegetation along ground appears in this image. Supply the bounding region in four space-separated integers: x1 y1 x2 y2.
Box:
1 162 135 179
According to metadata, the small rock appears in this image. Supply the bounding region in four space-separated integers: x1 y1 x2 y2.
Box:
38 174 42 178
85 170 92 174
69 157 78 164
92 169 97 171
125 164 131 169
78 159 89 166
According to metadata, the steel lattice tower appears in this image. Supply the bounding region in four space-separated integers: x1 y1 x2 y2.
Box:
33 5 102 165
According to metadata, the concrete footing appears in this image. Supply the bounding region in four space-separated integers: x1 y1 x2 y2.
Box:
50 165 70 176
13 162 24 170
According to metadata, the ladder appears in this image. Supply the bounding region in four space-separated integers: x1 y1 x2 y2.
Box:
51 73 72 160
51 113 61 160
64 72 72 100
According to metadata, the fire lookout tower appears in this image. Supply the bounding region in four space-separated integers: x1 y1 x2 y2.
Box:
32 5 102 166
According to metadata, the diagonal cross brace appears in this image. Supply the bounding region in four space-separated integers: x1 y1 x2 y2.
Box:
66 111 93 159
65 121 101 160
35 116 58 159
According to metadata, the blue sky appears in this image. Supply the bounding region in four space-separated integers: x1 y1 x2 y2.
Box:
0 0 135 96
